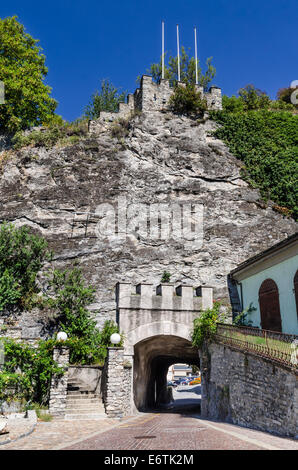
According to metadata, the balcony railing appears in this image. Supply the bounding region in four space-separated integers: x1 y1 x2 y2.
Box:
214 323 298 370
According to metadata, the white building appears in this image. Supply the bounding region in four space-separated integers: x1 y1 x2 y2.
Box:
167 363 193 381
228 232 298 335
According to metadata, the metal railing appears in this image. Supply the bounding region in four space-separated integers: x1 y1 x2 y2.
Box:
214 323 298 370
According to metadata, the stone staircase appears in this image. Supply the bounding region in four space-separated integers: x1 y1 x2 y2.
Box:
65 379 106 420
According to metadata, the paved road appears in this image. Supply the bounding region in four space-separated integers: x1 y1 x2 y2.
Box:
1 384 297 451
171 384 201 408
60 410 298 451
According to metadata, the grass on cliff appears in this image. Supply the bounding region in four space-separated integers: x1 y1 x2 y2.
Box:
12 120 89 150
210 108 298 220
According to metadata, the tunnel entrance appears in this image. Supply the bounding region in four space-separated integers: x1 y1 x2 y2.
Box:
133 335 200 412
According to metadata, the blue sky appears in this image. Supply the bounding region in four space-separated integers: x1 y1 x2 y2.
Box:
1 0 297 121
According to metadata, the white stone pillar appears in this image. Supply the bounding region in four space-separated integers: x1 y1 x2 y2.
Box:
104 347 125 418
49 347 69 418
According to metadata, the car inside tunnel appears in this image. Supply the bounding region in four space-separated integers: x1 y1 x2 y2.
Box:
133 335 200 412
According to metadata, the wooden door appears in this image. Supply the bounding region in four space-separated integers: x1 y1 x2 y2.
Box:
259 279 282 332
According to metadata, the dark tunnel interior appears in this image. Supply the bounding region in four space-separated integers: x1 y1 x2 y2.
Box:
133 335 200 411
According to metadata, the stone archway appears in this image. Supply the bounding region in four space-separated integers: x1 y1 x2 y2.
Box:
133 335 200 411
111 281 213 416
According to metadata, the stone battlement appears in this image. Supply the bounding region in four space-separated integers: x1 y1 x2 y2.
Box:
116 282 213 312
89 75 222 131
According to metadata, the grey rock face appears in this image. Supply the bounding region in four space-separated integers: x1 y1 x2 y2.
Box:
0 111 296 331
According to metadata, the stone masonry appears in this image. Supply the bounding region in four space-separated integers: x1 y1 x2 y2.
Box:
201 342 298 438
117 282 213 355
115 282 212 412
49 346 69 418
89 75 222 131
103 347 133 418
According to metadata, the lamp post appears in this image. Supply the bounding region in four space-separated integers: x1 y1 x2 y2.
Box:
110 333 121 346
57 331 68 342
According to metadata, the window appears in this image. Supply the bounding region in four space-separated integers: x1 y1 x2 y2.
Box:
259 279 282 332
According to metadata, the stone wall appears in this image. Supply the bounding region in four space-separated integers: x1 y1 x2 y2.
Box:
201 342 298 438
68 365 103 395
89 75 222 131
103 347 132 418
48 347 69 418
117 282 213 355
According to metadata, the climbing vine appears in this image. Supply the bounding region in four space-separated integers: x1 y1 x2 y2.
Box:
0 338 64 404
192 301 228 349
210 108 298 220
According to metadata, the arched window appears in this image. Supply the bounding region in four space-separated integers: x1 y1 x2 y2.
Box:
259 279 282 332
294 271 298 319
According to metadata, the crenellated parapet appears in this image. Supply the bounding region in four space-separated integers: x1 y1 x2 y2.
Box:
89 75 222 132
116 282 213 312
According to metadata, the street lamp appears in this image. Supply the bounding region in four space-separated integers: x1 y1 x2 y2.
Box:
57 331 68 342
110 333 121 345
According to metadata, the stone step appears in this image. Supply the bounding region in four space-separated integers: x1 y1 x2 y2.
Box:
65 407 105 414
66 398 103 405
66 391 97 397
67 385 90 392
64 413 107 420
66 402 103 410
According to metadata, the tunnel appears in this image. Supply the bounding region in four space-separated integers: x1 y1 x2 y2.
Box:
133 335 200 411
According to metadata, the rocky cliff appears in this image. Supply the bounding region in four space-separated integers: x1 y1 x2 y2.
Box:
0 110 296 333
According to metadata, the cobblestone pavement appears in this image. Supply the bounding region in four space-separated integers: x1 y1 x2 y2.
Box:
61 412 298 451
0 419 32 445
0 417 135 450
1 410 297 450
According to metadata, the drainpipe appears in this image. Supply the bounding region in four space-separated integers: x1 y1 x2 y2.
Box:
238 281 244 312
227 274 243 320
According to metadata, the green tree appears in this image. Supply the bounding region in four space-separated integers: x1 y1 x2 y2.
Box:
2 338 64 404
211 110 298 220
0 223 49 311
221 95 244 113
144 47 216 90
277 86 298 109
46 268 121 364
168 83 207 116
46 267 97 339
238 84 270 110
0 16 57 133
84 79 127 119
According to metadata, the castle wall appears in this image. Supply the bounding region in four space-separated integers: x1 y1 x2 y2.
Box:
116 282 213 355
89 75 222 131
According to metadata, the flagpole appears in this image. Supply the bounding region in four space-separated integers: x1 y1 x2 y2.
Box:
194 27 198 85
162 21 165 80
177 24 180 82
